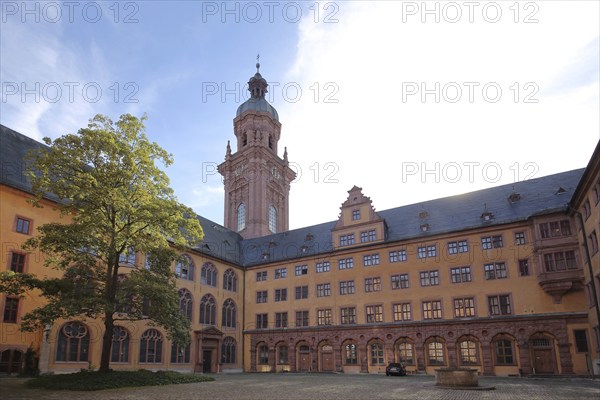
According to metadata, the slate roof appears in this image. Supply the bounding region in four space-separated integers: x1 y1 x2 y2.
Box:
1 124 586 268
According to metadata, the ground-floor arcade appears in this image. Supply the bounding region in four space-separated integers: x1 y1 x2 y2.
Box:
245 313 592 376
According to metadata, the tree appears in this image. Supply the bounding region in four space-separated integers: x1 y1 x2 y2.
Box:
0 114 203 373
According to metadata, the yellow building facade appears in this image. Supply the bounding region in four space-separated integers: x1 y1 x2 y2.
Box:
1 67 599 376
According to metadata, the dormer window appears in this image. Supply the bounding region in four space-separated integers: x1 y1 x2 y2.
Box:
420 224 429 232
419 211 429 219
481 211 494 222
508 192 521 202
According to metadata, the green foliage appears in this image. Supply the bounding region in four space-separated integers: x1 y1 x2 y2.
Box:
20 347 40 377
14 113 204 370
25 370 214 391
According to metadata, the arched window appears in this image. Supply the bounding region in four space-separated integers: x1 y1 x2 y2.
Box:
179 289 193 321
171 342 190 364
175 254 195 281
396 338 414 365
242 132 248 146
457 337 479 365
223 268 238 292
56 321 89 362
139 329 163 363
493 334 516 365
369 341 385 365
258 344 269 365
237 203 246 232
426 337 446 366
199 294 217 325
278 345 289 364
221 336 236 364
201 262 217 287
268 135 273 149
111 326 130 363
269 205 277 233
344 342 358 365
222 299 237 328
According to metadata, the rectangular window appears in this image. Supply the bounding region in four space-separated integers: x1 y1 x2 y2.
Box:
573 329 589 352
518 259 530 276
317 309 333 325
10 253 25 273
484 262 507 279
352 210 361 220
275 312 288 328
339 234 355 246
488 295 512 316
340 307 357 324
295 265 308 276
295 311 309 327
274 288 287 302
482 235 503 249
393 303 412 321
422 300 442 320
295 285 309 300
275 268 287 279
364 277 382 293
583 199 592 220
316 283 331 297
316 261 330 273
458 240 469 253
366 305 383 323
256 313 268 329
515 232 526 245
339 280 355 295
543 251 577 272
417 245 437 259
256 271 267 281
391 273 409 289
360 230 377 243
420 270 439 286
448 241 458 255
363 254 380 266
256 290 268 303
453 297 475 318
389 249 407 263
15 217 31 234
3 297 19 323
338 258 354 270
450 266 471 283
540 220 572 238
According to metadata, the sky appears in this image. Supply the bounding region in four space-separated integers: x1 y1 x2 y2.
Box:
1 0 599 231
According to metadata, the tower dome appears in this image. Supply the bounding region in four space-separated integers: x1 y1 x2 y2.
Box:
236 61 279 121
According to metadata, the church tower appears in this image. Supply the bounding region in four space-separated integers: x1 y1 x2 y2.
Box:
218 61 296 239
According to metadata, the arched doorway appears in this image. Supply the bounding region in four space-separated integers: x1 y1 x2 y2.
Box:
320 343 334 372
297 343 311 372
530 333 556 374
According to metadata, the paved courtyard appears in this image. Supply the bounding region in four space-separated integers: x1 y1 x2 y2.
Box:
1 373 599 400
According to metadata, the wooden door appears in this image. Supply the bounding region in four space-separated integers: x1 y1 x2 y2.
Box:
321 353 333 372
533 349 554 374
299 354 310 372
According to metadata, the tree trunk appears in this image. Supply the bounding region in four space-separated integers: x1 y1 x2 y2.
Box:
99 311 114 373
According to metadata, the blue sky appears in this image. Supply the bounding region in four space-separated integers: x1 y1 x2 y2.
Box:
2 1 599 230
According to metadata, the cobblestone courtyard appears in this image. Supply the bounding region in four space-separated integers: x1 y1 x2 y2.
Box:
2 373 599 400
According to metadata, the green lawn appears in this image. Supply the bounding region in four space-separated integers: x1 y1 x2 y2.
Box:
26 370 214 391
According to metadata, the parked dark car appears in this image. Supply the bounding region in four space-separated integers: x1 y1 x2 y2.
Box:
385 362 406 376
